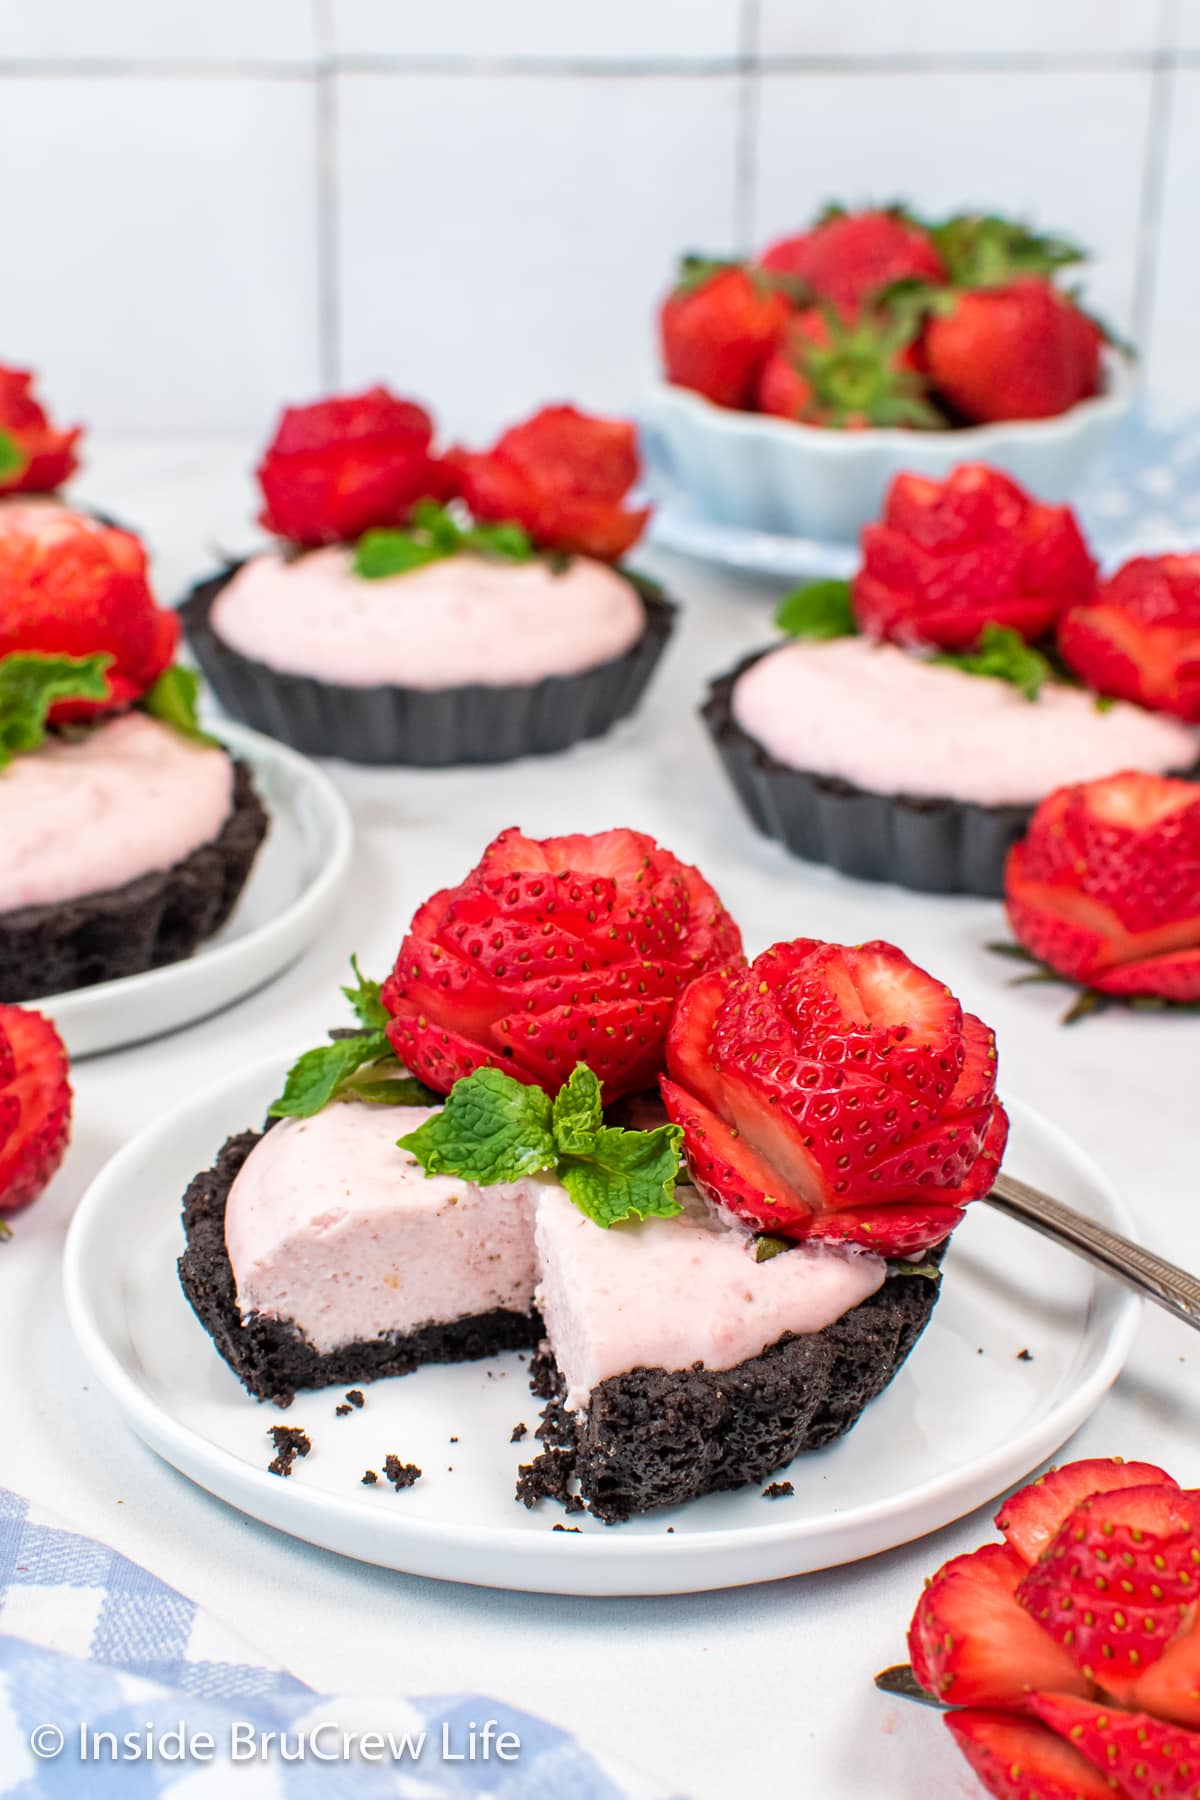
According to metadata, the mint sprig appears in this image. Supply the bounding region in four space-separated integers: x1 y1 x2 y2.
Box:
933 624 1052 702
354 500 534 581
399 1062 685 1229
0 651 112 768
774 579 857 641
268 959 438 1118
0 427 28 483
141 664 218 746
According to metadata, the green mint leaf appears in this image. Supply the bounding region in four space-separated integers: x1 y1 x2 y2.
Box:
141 663 218 746
345 1074 439 1106
559 1123 684 1229
890 1260 942 1281
464 520 535 563
551 1063 604 1158
399 1067 556 1185
353 528 444 580
933 624 1051 702
340 954 389 1031
269 1030 391 1119
774 580 856 641
0 651 112 767
754 1234 793 1263
0 427 27 483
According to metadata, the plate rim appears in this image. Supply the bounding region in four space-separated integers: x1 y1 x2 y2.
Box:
62 1054 1143 1589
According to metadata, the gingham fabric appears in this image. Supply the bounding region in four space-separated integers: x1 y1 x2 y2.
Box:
1076 411 1200 557
0 1487 677 1798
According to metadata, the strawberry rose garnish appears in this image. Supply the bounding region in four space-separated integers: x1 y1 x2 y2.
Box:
382 827 743 1102
256 386 457 548
1005 772 1200 1004
660 938 1008 1258
0 505 179 721
1058 554 1200 724
759 208 946 312
899 1457 1200 1800
658 259 791 410
0 1004 71 1217
0 365 82 495
449 405 650 562
852 463 1096 650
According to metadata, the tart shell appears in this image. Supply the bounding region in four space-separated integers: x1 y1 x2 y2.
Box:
180 561 676 767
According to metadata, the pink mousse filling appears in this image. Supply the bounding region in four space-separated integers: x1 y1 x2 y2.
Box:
224 1101 886 1398
210 548 646 689
732 637 1198 808
0 712 235 913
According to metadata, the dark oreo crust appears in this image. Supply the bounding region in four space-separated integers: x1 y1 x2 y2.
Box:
517 1255 945 1524
177 1128 541 1407
0 758 268 1004
180 560 675 767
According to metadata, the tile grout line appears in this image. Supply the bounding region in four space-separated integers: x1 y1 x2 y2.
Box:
314 0 340 390
1131 9 1180 371
733 0 761 252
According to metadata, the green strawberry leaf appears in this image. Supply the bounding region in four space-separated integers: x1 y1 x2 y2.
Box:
0 427 28 483
754 1234 793 1263
933 625 1052 702
775 579 857 641
890 1260 942 1281
551 1063 604 1157
341 953 389 1031
932 212 1086 287
559 1122 684 1229
269 1029 392 1119
141 663 218 746
0 651 113 768
398 1066 557 1184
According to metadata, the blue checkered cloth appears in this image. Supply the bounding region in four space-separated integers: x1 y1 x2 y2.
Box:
1076 411 1200 557
0 1487 677 1797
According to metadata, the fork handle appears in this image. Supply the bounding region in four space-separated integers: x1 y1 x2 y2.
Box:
987 1172 1200 1333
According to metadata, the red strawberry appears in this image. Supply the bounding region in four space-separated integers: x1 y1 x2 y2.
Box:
1031 1692 1200 1800
1005 773 1200 1002
449 405 650 562
383 827 743 1102
909 1542 1091 1708
923 277 1102 423
1059 556 1200 724
754 305 941 429
0 1005 71 1213
661 938 1007 1256
0 504 179 720
659 258 791 409
998 1460 1179 1568
0 365 82 495
1133 1624 1200 1729
944 1710 1117 1800
853 463 1096 649
759 208 946 311
256 386 457 547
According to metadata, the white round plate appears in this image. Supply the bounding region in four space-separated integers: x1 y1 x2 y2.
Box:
64 1055 1141 1597
39 723 353 1059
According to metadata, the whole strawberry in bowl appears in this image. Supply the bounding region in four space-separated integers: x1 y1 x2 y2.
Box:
645 203 1130 544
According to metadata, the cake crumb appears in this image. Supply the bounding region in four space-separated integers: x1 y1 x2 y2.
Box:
362 1469 379 1486
762 1480 795 1501
335 1404 352 1417
346 1390 365 1408
552 1524 582 1534
383 1454 422 1492
510 1422 528 1443
449 1436 458 1444
666 1526 674 1534
267 1426 311 1478
1016 1348 1034 1362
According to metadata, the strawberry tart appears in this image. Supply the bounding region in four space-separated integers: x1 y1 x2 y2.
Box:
179 828 1006 1522
705 465 1198 895
0 504 268 1002
182 392 671 765
0 364 81 499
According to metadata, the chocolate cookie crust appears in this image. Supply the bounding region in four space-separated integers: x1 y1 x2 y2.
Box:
0 757 268 1003
177 1128 542 1407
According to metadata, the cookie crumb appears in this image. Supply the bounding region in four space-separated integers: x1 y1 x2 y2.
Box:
449 1436 458 1444
1016 1348 1034 1362
666 1526 674 1534
762 1480 795 1500
361 1469 378 1486
552 1524 582 1533
267 1425 311 1478
383 1454 422 1492
335 1404 352 1417
510 1422 528 1443
346 1390 365 1408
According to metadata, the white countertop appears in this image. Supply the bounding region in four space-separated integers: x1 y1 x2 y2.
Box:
5 440 1199 1800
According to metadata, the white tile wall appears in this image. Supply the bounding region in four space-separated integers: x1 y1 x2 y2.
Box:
1169 0 1200 49
329 0 746 64
334 72 743 440
0 0 319 65
1145 68 1200 419
758 0 1165 60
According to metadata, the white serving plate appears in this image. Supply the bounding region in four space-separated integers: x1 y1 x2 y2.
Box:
63 1052 1141 1597
38 722 353 1059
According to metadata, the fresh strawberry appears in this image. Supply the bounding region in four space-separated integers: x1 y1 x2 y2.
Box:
1058 556 1200 724
998 1459 1179 1567
1005 773 1200 1002
0 365 82 495
1031 1692 1200 1800
0 504 179 720
383 828 743 1102
910 1542 1092 1707
923 277 1102 423
754 305 941 429
661 938 1007 1256
659 258 791 408
853 463 1096 649
759 208 946 311
256 386 456 547
944 1710 1117 1800
0 1006 71 1213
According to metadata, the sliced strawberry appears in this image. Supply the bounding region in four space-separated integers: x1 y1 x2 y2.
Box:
664 971 731 1116
909 1542 1092 1707
0 365 82 495
1134 1624 1200 1728
660 1078 813 1234
1058 556 1200 725
494 995 677 1094
806 1200 965 1257
385 1008 516 1095
1097 949 1200 1004
1032 1692 1200 1800
997 1459 1179 1568
0 1006 71 1213
945 1710 1117 1800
